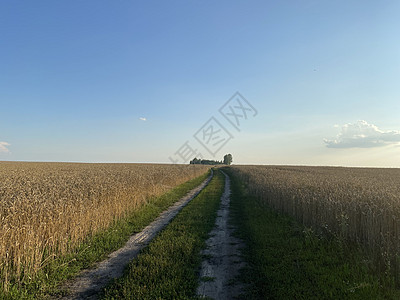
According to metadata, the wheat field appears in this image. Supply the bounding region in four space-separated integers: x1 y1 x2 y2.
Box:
230 165 400 279
0 162 209 291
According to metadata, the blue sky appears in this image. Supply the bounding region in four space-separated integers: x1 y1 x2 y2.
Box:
1 1 399 166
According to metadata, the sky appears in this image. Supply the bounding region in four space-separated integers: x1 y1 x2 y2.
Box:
1 1 399 166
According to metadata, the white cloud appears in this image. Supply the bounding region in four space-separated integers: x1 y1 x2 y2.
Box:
139 117 147 121
324 120 400 148
0 142 10 153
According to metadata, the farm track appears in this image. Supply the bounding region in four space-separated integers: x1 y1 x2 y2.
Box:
57 170 213 300
197 171 246 300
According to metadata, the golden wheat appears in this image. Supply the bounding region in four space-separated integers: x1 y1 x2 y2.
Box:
0 162 209 290
230 165 400 278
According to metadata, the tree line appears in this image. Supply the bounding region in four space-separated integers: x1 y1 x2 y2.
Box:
190 154 232 165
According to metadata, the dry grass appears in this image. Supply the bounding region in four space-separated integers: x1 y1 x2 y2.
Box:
0 162 209 291
230 165 400 280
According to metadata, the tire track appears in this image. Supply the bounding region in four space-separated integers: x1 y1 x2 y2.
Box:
58 170 213 300
197 171 246 300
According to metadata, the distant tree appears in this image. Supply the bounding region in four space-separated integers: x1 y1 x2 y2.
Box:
190 157 201 164
223 154 233 165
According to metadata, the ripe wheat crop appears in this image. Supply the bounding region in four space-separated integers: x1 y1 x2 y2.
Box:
0 162 209 291
230 165 400 280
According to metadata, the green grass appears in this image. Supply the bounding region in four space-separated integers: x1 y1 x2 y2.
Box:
2 170 211 300
101 170 225 300
224 167 400 300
